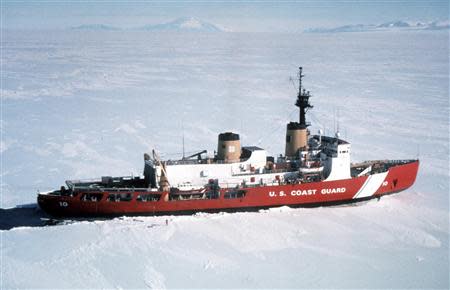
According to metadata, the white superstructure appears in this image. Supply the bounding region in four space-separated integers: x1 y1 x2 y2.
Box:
162 147 269 189
142 67 359 192
144 133 354 191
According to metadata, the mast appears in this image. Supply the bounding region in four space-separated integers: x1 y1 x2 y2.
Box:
182 122 185 159
295 67 313 127
182 129 185 159
285 67 314 158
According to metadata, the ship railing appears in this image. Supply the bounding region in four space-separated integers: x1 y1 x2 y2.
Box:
232 168 289 177
165 158 249 166
70 185 151 192
351 159 417 175
66 178 102 185
351 159 416 168
67 176 135 185
165 159 203 165
386 159 418 164
66 175 142 188
214 158 249 164
217 181 281 190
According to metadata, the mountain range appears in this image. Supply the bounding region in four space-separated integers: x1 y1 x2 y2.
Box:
305 20 450 33
71 17 226 32
70 18 449 34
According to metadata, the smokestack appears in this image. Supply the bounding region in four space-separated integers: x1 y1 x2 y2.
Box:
217 132 241 163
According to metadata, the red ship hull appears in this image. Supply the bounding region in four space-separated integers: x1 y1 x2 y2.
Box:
37 160 419 218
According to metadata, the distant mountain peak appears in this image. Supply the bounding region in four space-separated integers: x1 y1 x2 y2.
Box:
175 17 203 28
139 17 225 32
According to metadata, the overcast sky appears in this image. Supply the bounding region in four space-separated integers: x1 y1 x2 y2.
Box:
2 0 449 32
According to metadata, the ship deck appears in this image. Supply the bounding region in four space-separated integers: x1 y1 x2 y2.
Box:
41 159 418 199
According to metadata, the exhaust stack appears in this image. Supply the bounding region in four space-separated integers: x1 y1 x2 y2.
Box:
217 132 241 163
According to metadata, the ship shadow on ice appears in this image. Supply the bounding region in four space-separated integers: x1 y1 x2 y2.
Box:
0 204 167 230
0 204 97 230
0 204 59 230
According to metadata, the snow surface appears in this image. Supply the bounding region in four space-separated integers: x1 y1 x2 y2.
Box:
1 30 449 288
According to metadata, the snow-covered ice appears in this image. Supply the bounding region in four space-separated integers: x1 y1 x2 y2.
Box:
1 30 449 288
